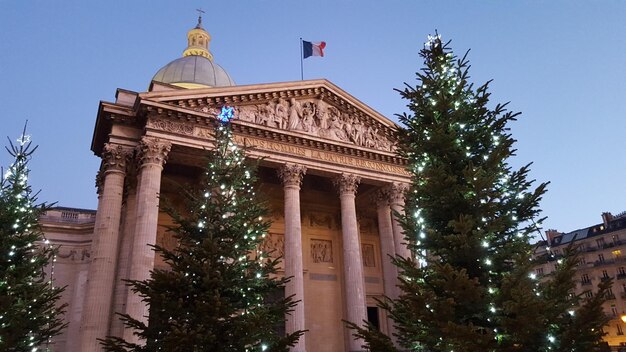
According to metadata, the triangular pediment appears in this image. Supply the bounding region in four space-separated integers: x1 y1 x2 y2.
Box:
139 79 398 153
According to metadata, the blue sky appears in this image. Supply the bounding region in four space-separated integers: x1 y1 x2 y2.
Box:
1 1 625 236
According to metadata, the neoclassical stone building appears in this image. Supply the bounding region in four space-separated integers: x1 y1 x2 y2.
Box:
44 18 411 352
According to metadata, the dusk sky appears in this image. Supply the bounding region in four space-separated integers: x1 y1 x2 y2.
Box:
1 1 625 238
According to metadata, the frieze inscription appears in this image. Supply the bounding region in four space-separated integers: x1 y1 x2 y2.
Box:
231 135 408 176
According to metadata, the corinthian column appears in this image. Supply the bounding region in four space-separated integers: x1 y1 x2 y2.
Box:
79 143 131 351
110 162 138 339
388 183 410 260
123 137 171 344
277 164 307 352
333 173 366 352
373 190 398 300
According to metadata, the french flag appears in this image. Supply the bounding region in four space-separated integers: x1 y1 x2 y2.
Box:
303 40 326 58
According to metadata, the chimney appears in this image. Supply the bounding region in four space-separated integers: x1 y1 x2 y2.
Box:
602 212 613 228
545 229 560 244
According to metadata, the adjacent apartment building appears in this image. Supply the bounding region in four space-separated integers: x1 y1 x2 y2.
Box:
534 211 626 351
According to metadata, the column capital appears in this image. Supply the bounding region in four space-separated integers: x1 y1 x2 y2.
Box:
277 163 307 187
333 173 360 196
386 182 409 206
95 166 104 196
102 143 133 173
137 136 171 167
372 188 390 208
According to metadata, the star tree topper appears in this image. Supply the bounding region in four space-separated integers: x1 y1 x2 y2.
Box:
217 106 235 123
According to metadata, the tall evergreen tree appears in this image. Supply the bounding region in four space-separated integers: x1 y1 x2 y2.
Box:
349 35 610 351
102 107 303 352
0 129 66 351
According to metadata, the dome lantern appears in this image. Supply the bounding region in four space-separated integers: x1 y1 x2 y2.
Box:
151 14 235 89
182 14 213 61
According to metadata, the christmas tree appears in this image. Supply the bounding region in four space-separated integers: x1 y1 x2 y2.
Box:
349 34 610 351
102 107 303 352
0 128 66 351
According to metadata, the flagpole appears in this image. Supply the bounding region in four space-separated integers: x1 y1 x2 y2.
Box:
300 37 304 80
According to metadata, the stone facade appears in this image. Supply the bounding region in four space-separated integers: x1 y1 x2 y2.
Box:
534 212 626 351
44 79 413 352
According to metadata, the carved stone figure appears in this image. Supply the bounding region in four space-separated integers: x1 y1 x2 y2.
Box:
288 98 303 130
351 119 365 146
300 101 317 133
329 113 348 141
311 239 333 263
362 244 376 267
261 233 285 258
255 104 267 125
200 106 220 116
342 113 354 141
238 105 258 122
225 99 396 152
316 100 330 130
275 98 289 129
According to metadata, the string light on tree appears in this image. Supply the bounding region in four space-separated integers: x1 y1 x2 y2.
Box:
0 125 66 351
348 33 611 352
101 107 302 351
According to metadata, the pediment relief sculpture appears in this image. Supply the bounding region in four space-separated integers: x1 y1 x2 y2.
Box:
194 98 396 152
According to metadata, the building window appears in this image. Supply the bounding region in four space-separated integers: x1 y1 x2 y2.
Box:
585 291 594 298
619 267 626 276
618 324 624 336
603 270 610 279
599 253 606 263
536 267 544 275
578 256 586 266
367 307 380 331
597 238 606 248
614 250 622 258
613 234 621 245
612 305 619 317
607 288 615 299
581 274 591 284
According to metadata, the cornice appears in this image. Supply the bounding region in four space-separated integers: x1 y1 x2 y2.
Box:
141 79 398 130
93 80 409 181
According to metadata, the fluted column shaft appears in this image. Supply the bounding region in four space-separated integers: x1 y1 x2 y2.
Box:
278 164 307 352
110 173 138 339
334 173 366 352
389 183 410 260
374 191 399 300
123 137 171 344
79 144 131 351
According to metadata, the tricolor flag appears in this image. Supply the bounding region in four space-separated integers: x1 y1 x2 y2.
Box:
302 40 326 58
